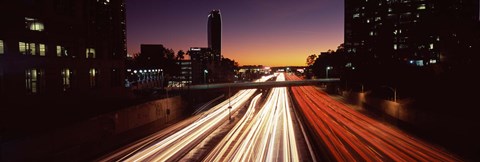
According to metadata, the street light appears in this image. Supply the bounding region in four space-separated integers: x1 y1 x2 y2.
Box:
381 85 397 102
160 69 164 90
381 85 399 124
204 69 208 84
325 66 333 78
228 85 232 121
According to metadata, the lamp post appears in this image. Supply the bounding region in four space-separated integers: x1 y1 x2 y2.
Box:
380 85 399 124
326 66 333 79
204 69 208 84
381 86 397 103
160 69 164 90
228 85 232 121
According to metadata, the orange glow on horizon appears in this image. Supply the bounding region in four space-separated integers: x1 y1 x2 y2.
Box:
222 33 343 66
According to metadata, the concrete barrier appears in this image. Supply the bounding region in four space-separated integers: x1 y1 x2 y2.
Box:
1 96 186 161
113 96 184 134
341 91 415 123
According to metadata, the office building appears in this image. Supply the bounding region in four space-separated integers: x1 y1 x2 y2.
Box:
170 60 192 87
189 47 213 84
208 10 222 62
0 0 127 102
345 0 479 67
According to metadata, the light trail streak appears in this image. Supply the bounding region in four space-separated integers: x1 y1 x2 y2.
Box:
101 75 275 161
207 73 300 162
286 74 461 161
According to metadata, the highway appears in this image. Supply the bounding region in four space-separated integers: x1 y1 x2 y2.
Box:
286 74 461 161
100 76 274 161
204 73 307 161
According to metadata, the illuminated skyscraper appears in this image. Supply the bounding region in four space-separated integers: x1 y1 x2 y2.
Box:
208 10 222 62
0 0 127 131
0 0 126 98
345 0 479 67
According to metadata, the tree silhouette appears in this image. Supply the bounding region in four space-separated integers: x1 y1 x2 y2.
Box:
306 54 317 66
166 48 175 60
176 50 185 60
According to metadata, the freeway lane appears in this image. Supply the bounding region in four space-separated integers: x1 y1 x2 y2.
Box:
286 74 461 161
205 73 313 161
202 93 263 161
100 76 274 161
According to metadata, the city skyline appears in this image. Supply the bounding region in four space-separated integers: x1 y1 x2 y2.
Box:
2 0 479 161
126 0 344 66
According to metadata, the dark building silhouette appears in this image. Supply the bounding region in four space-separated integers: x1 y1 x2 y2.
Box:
0 0 126 98
208 10 222 62
189 47 213 84
0 0 127 133
139 44 166 68
345 0 479 67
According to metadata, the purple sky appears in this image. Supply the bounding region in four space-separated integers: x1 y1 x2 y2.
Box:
126 0 344 66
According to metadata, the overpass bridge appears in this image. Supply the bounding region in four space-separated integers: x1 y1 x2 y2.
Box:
167 78 341 91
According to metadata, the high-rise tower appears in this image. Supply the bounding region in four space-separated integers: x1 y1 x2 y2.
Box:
345 0 479 67
208 10 222 62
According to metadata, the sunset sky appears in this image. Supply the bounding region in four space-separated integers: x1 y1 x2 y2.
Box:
127 0 344 66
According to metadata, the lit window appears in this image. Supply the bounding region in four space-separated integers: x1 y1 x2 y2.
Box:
62 68 71 91
25 17 44 31
370 31 374 36
56 45 67 57
394 44 398 50
18 42 43 55
415 60 424 66
19 42 34 55
89 68 98 88
97 0 109 5
29 43 36 55
26 69 38 94
417 4 426 10
19 42 26 54
25 68 44 94
56 46 62 57
429 43 434 49
353 13 360 18
0 40 4 54
39 44 46 56
86 48 96 58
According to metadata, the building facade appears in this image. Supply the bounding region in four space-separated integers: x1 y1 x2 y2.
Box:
170 60 192 87
189 47 213 84
345 0 479 67
208 10 222 62
0 0 127 102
